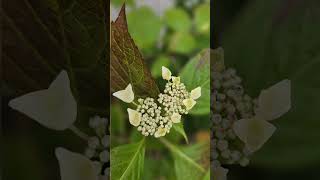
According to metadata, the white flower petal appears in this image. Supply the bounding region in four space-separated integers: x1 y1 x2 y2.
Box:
8 70 77 130
171 113 181 123
127 108 141 126
172 76 180 84
162 66 172 80
112 84 134 103
190 87 201 100
256 79 291 121
154 127 166 138
233 117 276 152
212 166 228 180
55 147 98 180
183 98 196 110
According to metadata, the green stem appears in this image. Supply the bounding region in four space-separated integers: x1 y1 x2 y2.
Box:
69 125 89 141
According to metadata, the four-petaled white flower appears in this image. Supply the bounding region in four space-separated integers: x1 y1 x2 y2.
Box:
112 84 135 103
233 79 291 152
127 108 141 126
183 98 196 110
154 127 167 138
171 113 181 123
55 147 98 180
162 66 172 80
190 87 201 100
8 70 77 130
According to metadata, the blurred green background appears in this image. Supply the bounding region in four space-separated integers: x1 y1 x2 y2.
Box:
111 0 210 179
214 0 320 179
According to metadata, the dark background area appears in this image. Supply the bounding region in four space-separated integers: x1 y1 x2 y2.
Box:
212 0 320 179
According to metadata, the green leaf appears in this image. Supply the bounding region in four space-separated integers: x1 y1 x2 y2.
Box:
202 170 210 180
172 122 189 143
111 103 125 135
169 32 196 54
164 8 191 32
111 138 146 180
180 49 210 115
160 138 208 180
151 55 171 78
194 3 210 34
111 5 160 98
222 0 320 168
127 7 161 50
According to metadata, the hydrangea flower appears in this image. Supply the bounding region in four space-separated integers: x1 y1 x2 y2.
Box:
112 66 201 138
210 48 291 179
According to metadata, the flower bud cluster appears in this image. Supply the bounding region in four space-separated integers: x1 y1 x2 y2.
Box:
211 68 256 167
84 115 110 177
136 97 172 136
158 81 190 116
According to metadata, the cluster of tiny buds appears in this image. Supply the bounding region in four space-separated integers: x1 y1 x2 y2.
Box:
84 116 109 177
211 68 257 168
136 97 172 136
158 82 190 115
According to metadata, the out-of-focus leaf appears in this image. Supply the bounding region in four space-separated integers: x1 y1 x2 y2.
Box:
203 170 210 180
151 55 171 78
222 0 320 168
111 138 145 180
160 138 208 180
164 8 191 32
111 103 125 135
172 122 188 143
194 3 210 34
127 7 161 49
169 32 196 54
180 49 210 115
112 0 134 7
111 5 159 98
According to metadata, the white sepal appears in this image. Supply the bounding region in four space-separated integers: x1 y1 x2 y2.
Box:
55 147 98 180
154 127 166 138
127 108 141 126
171 113 181 123
112 84 135 103
8 70 77 130
256 79 291 121
183 98 196 110
232 117 276 152
190 87 201 100
162 66 172 80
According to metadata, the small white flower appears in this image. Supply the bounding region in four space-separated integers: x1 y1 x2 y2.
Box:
162 66 172 80
8 70 77 130
154 127 166 138
190 86 201 100
55 147 98 180
256 79 291 121
172 76 180 84
127 108 141 126
232 117 276 152
112 84 135 103
212 166 228 180
183 98 196 110
171 113 181 123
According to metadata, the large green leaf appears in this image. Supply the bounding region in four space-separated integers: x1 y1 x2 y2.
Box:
111 138 146 180
180 49 210 115
111 5 159 98
160 138 209 180
222 0 320 168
